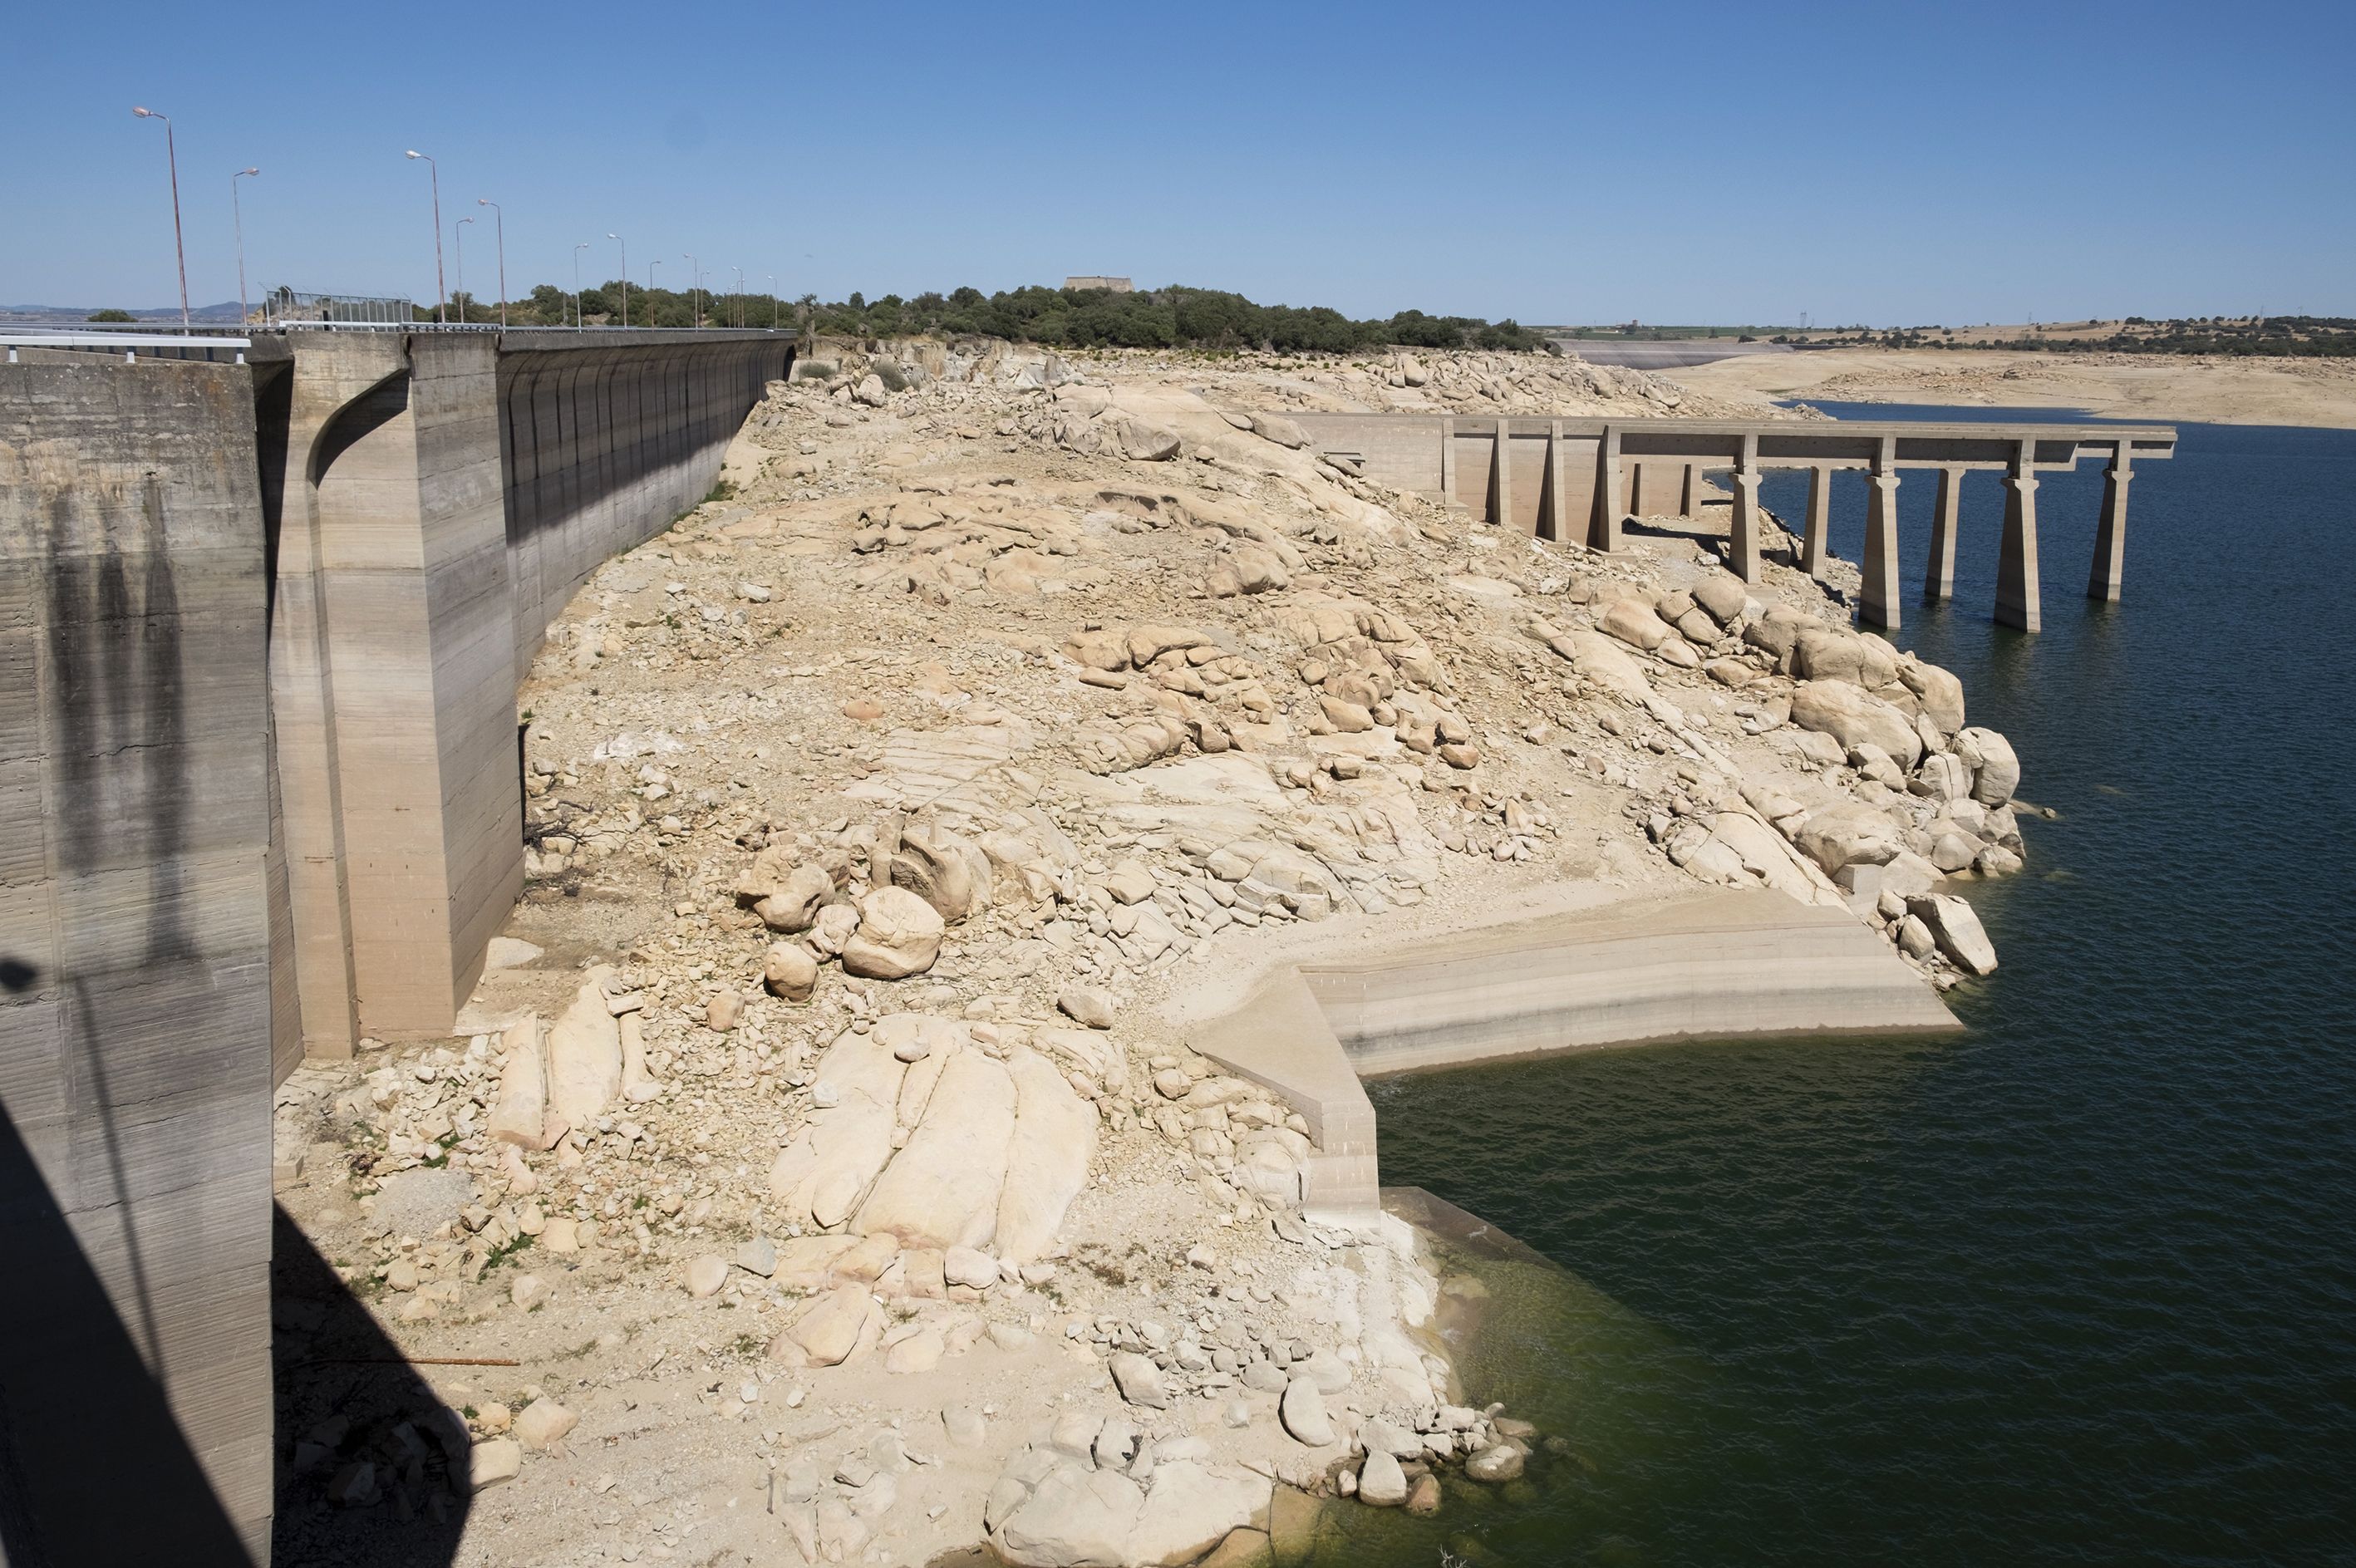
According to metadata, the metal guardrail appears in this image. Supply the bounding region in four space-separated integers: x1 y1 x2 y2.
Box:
3 332 253 363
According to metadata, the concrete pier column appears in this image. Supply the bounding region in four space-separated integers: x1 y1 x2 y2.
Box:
1801 465 1833 579
2088 445 2132 601
1439 416 1457 509
1537 419 1567 542
1590 425 1624 553
1629 460 1651 518
1997 438 2043 632
1924 465 1961 603
1860 437 1903 630
1729 433 1763 582
1488 419 1512 526
1679 461 1699 519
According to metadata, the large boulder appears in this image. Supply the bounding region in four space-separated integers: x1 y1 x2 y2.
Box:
1793 802 1905 875
995 1048 1099 1264
1952 727 2020 806
1741 606 1813 668
889 823 994 924
1792 626 1899 690
1789 681 1924 768
853 1049 1018 1251
1691 571 1749 627
544 975 622 1128
1898 658 1966 734
1597 597 1671 652
738 850 835 933
769 1033 908 1226
1249 411 1311 450
1906 893 1999 975
841 887 945 979
777 1285 884 1367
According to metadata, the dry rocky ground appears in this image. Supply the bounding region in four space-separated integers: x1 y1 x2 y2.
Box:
271 342 2029 1566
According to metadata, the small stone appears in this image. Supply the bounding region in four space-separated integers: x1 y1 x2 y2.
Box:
735 1236 779 1277
514 1398 577 1452
509 1272 548 1311
1279 1377 1335 1447
1357 1448 1408 1507
1465 1444 1525 1483
943 1246 999 1290
764 942 819 1002
1109 1351 1169 1409
469 1438 523 1492
541 1216 579 1255
943 1407 987 1448
1405 1472 1442 1515
683 1255 729 1298
1300 1348 1350 1394
885 1329 945 1374
704 991 742 1031
842 697 883 721
1056 986 1118 1030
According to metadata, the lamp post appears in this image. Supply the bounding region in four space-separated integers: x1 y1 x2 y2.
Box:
684 253 699 329
768 274 778 330
404 150 446 324
648 259 661 324
232 166 260 326
608 233 627 327
454 214 475 323
573 242 590 329
131 107 190 332
476 199 506 328
733 267 745 328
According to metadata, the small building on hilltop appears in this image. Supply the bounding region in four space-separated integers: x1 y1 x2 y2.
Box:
1063 276 1133 293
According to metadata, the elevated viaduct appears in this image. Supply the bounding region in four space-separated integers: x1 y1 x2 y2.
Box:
1 325 791 1560
1287 411 2176 632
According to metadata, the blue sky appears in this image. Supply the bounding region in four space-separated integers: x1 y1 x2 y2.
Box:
7 0 2351 324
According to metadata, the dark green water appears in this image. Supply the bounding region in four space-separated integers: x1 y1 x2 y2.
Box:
1364 408 2356 1566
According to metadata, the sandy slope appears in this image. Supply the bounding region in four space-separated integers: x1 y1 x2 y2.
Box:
1666 347 2356 429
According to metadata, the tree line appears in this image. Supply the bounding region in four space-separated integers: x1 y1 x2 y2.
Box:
422 281 1557 354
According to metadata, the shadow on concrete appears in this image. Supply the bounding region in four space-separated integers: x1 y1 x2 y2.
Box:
270 1206 475 1566
0 1102 254 1566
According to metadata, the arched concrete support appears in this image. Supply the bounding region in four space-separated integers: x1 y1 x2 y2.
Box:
1729 433 1763 582
1860 436 1902 630
1802 465 1833 580
1997 439 2043 632
1925 465 1962 604
2088 446 2132 602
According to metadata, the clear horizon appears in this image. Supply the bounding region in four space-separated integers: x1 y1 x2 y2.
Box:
7 0 2352 327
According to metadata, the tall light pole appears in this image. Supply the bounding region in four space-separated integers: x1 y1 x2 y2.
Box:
648 259 661 324
684 253 699 329
233 166 260 326
573 242 589 329
131 107 190 332
608 233 627 327
404 150 446 324
768 273 779 330
477 199 506 328
733 266 745 328
455 214 474 322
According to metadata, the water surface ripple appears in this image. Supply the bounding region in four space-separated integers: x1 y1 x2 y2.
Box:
1368 409 2356 1566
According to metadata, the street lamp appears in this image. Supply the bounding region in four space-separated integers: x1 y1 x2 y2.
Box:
131 107 190 332
477 199 506 328
455 214 475 323
733 266 745 328
684 253 699 329
404 150 446 324
573 241 589 329
233 167 260 326
608 233 627 327
649 258 661 323
768 274 780 330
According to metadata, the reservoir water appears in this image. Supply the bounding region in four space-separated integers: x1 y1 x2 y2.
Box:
1355 407 2356 1566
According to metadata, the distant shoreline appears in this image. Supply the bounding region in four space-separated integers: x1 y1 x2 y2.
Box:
1662 346 2356 430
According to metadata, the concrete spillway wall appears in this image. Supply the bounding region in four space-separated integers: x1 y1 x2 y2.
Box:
258 330 790 1059
1 329 786 1560
1 358 276 1559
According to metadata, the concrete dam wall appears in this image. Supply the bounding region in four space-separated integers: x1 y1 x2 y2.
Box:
0 326 789 1559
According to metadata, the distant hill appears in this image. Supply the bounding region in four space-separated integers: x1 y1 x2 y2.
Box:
0 302 246 324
